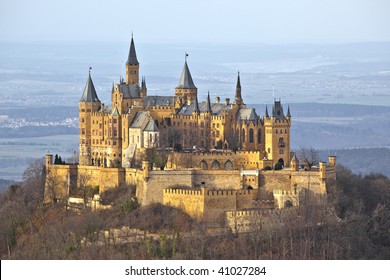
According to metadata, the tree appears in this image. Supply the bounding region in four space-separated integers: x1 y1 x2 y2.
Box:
298 146 319 170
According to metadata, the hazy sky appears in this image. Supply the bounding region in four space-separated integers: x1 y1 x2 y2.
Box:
1 0 390 44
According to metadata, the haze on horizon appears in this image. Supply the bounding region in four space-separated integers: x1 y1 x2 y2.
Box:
1 0 390 44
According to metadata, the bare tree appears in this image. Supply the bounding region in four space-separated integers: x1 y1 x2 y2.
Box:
298 146 319 170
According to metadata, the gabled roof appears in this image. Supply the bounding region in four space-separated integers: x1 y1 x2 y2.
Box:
80 72 100 103
144 119 159 132
112 107 119 116
144 96 175 106
238 108 258 121
119 83 140 99
130 111 149 128
177 100 232 116
176 61 197 89
127 37 139 65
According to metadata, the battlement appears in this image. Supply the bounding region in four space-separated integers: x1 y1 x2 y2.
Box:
163 188 203 196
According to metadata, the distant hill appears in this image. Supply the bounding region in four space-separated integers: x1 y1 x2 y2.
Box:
318 147 390 177
0 179 18 193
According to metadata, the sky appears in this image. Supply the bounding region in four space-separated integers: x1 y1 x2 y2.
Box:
1 0 390 44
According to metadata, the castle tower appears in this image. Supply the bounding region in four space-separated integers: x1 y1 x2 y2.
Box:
140 76 147 97
79 70 101 166
126 35 139 85
264 99 291 167
234 71 244 106
175 55 197 102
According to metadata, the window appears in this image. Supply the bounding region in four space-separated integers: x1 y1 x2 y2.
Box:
276 129 278 134
242 129 245 141
249 129 254 143
81 118 85 123
268 148 270 153
257 129 261 143
279 149 284 154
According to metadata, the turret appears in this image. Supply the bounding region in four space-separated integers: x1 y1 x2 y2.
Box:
290 154 299 171
205 91 212 113
141 76 147 97
328 156 337 167
175 54 197 102
234 71 243 106
264 99 291 168
126 35 139 85
79 70 101 166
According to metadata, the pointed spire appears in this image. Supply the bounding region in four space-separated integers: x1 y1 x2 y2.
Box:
234 71 243 105
127 36 139 65
237 71 241 88
272 104 275 117
194 95 200 114
286 105 291 118
176 60 197 89
111 82 115 93
205 91 212 113
80 70 100 103
265 105 269 118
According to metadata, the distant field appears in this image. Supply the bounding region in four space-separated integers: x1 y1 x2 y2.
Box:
0 134 78 180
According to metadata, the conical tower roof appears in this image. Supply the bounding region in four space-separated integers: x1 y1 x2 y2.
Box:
80 71 100 103
205 91 212 113
127 36 139 65
176 61 197 89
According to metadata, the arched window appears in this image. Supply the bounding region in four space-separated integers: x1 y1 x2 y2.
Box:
280 129 283 134
200 160 208 170
249 129 254 143
257 129 261 144
211 160 221 170
224 160 233 170
242 129 246 141
284 200 293 208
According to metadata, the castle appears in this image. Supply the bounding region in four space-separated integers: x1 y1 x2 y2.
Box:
45 37 336 231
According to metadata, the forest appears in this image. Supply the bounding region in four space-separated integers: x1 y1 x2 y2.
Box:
0 160 389 260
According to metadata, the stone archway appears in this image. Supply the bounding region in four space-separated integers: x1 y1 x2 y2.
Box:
278 158 284 167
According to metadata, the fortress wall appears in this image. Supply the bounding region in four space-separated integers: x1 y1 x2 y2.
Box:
235 190 258 209
258 171 292 199
167 151 263 170
203 190 237 225
140 170 194 205
162 188 205 221
193 170 241 189
291 172 324 195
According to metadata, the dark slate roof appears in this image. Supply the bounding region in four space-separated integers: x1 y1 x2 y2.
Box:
177 100 231 116
127 37 139 65
144 96 175 107
98 105 112 114
130 111 149 128
119 83 140 99
144 119 159 132
205 92 212 113
265 105 269 118
286 105 291 118
176 61 197 89
80 73 100 103
237 108 258 121
272 100 286 120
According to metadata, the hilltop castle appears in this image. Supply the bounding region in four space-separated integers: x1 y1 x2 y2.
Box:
79 36 291 169
45 37 336 230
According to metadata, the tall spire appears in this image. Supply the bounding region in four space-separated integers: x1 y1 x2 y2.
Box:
205 91 212 113
80 70 100 103
194 94 200 114
234 71 243 105
176 60 197 89
265 105 269 118
127 35 139 65
286 105 291 118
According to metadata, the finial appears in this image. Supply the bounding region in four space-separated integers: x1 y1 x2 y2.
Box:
185 52 188 62
89 66 92 75
238 70 240 76
131 31 133 39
